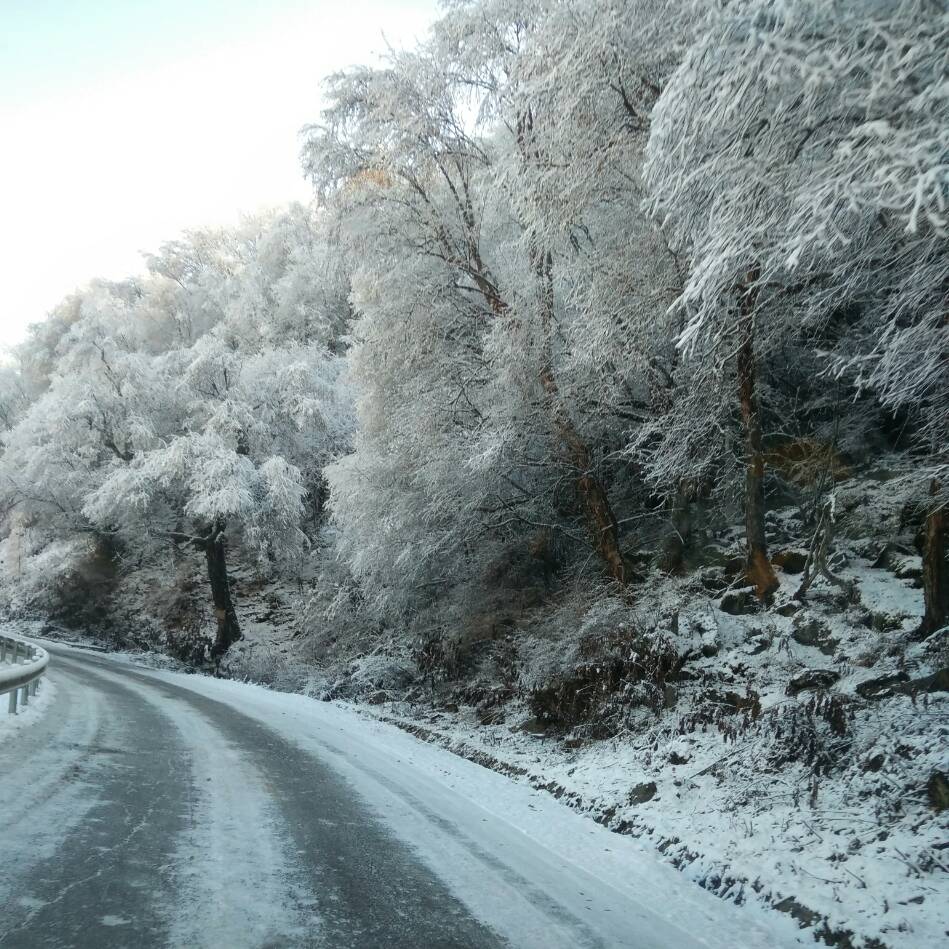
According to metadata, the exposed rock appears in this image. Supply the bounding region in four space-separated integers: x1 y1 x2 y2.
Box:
890 556 923 582
720 588 758 615
791 614 839 654
746 633 771 655
627 781 658 804
791 613 830 645
773 896 821 928
813 921 882 949
699 567 728 593
926 771 949 812
911 666 949 693
855 672 910 700
515 716 548 735
702 689 761 713
775 601 800 617
870 542 915 571
786 669 840 696
366 690 388 705
773 549 809 574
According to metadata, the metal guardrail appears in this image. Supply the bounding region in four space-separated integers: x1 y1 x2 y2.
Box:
0 634 49 714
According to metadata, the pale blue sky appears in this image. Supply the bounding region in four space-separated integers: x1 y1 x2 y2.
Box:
1 1 305 100
0 0 440 349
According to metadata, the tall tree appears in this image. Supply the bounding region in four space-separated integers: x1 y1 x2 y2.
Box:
645 0 947 603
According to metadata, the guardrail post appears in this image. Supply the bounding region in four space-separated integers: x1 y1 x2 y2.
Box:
2 635 49 714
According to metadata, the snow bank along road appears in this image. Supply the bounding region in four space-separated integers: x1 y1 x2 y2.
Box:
0 645 798 949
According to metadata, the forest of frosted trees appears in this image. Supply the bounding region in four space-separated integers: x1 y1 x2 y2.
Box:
3 4 947 940
0 0 946 670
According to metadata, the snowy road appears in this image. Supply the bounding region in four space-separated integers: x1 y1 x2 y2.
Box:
0 646 796 949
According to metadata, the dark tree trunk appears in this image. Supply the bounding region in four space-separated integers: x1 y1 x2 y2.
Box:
309 474 330 527
171 517 185 566
736 267 779 600
659 485 692 575
533 245 626 584
572 437 626 584
463 233 626 583
204 521 241 657
508 107 626 585
920 481 948 637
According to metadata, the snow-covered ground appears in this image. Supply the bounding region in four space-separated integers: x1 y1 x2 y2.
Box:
5 491 946 948
12 641 800 948
348 546 949 949
0 664 55 746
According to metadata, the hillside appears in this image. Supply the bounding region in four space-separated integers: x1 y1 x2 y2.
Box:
1 2 946 946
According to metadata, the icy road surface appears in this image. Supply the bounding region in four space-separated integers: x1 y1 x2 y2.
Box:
0 645 797 948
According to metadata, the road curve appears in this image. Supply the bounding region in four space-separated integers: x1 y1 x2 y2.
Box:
0 646 791 949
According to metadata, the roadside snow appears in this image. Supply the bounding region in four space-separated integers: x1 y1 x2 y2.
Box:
0 671 55 746
350 551 949 949
70 648 801 949
17 510 946 948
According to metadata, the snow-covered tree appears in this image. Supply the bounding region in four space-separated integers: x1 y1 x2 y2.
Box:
0 208 353 654
304 0 689 613
643 0 947 603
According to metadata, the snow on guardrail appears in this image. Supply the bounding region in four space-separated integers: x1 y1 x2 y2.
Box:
0 635 49 714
